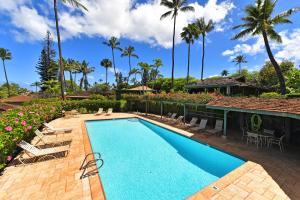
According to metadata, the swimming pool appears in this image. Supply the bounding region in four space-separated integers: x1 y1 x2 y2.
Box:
85 118 245 200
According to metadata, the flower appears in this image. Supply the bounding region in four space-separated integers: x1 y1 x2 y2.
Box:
27 125 32 130
18 112 24 117
21 120 27 126
6 156 12 161
15 118 19 123
5 126 12 132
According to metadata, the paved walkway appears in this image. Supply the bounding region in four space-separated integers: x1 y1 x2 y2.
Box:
0 113 299 200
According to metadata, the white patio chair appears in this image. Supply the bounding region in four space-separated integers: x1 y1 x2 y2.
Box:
95 108 104 116
43 123 73 134
186 117 198 127
17 140 69 165
246 131 261 148
268 134 286 152
106 108 113 115
34 130 72 146
191 119 208 131
206 120 223 134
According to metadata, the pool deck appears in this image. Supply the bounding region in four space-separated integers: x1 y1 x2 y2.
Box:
0 113 299 200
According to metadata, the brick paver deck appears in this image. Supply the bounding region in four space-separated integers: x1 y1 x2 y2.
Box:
0 113 299 200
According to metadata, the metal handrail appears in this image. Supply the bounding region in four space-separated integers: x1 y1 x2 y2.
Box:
80 152 104 179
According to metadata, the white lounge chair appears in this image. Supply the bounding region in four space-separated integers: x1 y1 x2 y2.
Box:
206 120 223 134
43 123 73 134
95 108 104 116
106 108 113 115
191 119 208 131
17 140 69 165
172 116 184 124
34 130 72 146
186 117 198 127
168 113 177 120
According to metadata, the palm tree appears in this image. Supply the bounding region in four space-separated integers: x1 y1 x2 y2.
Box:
160 0 194 89
100 58 112 84
64 58 77 90
195 17 214 81
221 70 229 77
72 60 81 91
138 62 152 88
52 0 87 99
121 46 139 84
0 48 12 96
79 60 95 91
181 24 197 84
103 37 122 85
129 68 140 85
152 58 163 80
232 55 247 74
30 81 41 93
232 0 299 95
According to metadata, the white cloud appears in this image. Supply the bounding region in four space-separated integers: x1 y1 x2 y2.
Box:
222 29 300 65
1 0 234 47
275 29 300 63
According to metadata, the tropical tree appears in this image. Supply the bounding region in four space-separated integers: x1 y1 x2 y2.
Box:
121 46 138 84
152 58 163 81
232 55 247 74
181 23 197 84
72 60 81 91
52 0 87 99
103 37 122 85
100 58 112 84
232 0 299 95
160 0 194 88
138 62 152 87
129 68 140 85
221 70 229 77
79 60 95 91
0 48 12 96
194 17 214 81
64 58 78 90
30 81 41 93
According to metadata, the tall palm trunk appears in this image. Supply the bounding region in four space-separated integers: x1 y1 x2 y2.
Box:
127 56 131 84
69 71 73 90
171 12 177 89
54 0 65 99
262 30 286 95
186 42 191 84
74 72 77 91
105 67 108 84
111 48 118 85
239 63 241 74
2 60 10 96
201 34 205 81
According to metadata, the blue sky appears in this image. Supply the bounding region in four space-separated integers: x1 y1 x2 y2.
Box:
0 0 299 90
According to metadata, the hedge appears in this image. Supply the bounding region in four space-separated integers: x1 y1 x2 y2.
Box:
0 104 62 170
0 99 126 171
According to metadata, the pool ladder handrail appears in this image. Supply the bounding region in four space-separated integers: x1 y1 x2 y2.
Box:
80 152 104 179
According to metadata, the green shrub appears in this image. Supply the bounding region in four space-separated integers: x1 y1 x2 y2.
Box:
89 94 107 101
0 104 62 170
260 92 283 98
286 93 300 98
62 100 124 112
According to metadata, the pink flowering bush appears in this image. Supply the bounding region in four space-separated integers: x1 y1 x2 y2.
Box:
0 103 62 170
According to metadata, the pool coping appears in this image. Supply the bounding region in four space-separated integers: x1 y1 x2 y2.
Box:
81 115 252 200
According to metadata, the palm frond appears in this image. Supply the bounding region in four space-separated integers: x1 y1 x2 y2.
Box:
180 6 194 12
232 28 255 40
160 0 174 9
160 10 173 20
62 0 88 11
266 27 282 43
132 54 139 59
271 8 300 24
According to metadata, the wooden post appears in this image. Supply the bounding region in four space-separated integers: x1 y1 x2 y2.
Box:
284 118 291 144
183 104 186 124
226 86 231 96
160 101 163 119
146 101 148 116
222 110 229 139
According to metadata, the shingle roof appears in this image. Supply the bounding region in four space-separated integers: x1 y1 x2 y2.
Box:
207 96 300 116
0 103 18 111
1 95 32 103
128 86 153 91
187 76 259 88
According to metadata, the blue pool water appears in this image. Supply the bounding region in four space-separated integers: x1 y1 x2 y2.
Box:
85 118 245 200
